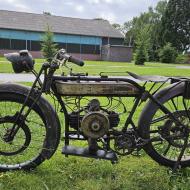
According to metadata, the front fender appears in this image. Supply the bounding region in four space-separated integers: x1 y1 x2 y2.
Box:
0 82 61 159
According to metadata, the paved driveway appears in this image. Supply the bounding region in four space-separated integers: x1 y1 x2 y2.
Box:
0 73 142 83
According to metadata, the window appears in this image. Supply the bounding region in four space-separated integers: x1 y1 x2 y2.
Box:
67 43 80 53
81 44 100 54
0 38 10 49
57 42 66 50
31 41 41 51
11 39 26 50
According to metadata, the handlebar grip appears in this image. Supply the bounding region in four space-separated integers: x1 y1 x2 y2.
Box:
68 56 84 66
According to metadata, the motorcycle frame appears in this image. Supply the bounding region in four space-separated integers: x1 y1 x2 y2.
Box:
10 63 186 149
49 74 185 148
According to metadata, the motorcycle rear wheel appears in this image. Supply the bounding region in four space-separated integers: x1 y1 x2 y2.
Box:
139 83 190 168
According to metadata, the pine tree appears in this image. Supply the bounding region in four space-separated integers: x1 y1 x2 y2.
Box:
135 44 147 65
41 26 58 63
135 26 150 65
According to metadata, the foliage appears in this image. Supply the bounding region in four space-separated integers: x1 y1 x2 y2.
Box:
175 54 190 64
135 45 147 65
135 26 150 65
119 1 167 62
43 11 51 15
41 26 58 63
160 0 190 52
159 43 177 63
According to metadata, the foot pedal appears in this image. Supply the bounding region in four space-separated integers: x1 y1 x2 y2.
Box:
62 145 118 162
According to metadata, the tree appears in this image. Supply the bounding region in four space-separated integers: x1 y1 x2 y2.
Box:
123 1 167 60
112 23 121 30
43 11 51 15
159 43 177 63
41 26 58 63
160 0 190 52
135 26 150 65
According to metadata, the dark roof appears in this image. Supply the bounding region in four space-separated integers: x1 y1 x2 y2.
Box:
0 10 124 38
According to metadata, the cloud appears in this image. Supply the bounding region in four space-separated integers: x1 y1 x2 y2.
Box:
42 0 52 2
0 0 161 24
0 0 31 12
99 12 116 23
86 0 100 4
103 0 114 4
75 5 84 12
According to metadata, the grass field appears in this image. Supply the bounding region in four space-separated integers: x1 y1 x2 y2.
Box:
0 58 190 190
0 57 190 77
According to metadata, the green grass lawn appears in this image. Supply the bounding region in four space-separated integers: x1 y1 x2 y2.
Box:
0 57 190 77
1 58 190 190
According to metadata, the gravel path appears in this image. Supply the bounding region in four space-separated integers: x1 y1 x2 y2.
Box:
0 73 143 83
0 73 39 82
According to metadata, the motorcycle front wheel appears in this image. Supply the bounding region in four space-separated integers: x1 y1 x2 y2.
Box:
0 92 59 171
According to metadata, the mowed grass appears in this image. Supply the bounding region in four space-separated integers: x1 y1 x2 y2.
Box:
1 58 190 189
0 57 190 76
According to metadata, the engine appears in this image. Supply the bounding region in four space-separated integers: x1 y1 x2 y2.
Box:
69 99 120 139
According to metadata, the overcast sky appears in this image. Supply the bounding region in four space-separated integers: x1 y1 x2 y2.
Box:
0 0 161 24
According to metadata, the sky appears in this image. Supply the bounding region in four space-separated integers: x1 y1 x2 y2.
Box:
0 0 161 24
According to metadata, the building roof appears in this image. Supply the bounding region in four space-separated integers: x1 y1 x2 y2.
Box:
0 10 124 39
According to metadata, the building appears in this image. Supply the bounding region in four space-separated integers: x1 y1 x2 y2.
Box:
102 45 133 62
0 10 132 61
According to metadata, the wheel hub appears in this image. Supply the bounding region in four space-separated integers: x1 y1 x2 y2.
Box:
0 114 31 156
160 111 190 148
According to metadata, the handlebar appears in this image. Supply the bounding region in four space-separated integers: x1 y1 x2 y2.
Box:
56 49 84 67
68 56 84 67
43 49 84 92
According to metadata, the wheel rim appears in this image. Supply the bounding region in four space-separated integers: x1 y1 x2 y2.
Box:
0 98 47 169
149 95 190 162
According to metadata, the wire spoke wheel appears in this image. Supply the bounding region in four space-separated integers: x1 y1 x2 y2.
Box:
0 93 48 171
147 94 190 167
0 115 31 156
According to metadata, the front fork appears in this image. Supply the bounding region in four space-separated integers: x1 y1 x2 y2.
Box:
7 63 52 140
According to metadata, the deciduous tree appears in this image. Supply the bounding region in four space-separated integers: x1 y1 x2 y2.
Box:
160 0 190 52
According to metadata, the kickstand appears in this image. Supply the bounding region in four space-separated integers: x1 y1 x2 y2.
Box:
173 136 188 172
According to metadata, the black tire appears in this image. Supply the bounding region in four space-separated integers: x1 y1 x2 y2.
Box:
0 91 60 171
138 83 190 168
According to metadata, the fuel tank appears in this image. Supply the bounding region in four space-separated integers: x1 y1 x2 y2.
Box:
55 80 140 96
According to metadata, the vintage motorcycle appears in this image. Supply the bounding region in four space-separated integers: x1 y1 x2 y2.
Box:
0 49 190 171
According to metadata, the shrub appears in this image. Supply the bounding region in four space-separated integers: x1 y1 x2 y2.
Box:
135 44 147 65
175 54 189 64
159 43 177 63
148 48 159 62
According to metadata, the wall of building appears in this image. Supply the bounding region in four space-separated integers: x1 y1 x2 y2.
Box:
0 29 102 59
0 29 102 45
101 45 133 62
0 29 126 61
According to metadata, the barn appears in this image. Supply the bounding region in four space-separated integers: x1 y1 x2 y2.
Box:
0 10 132 61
